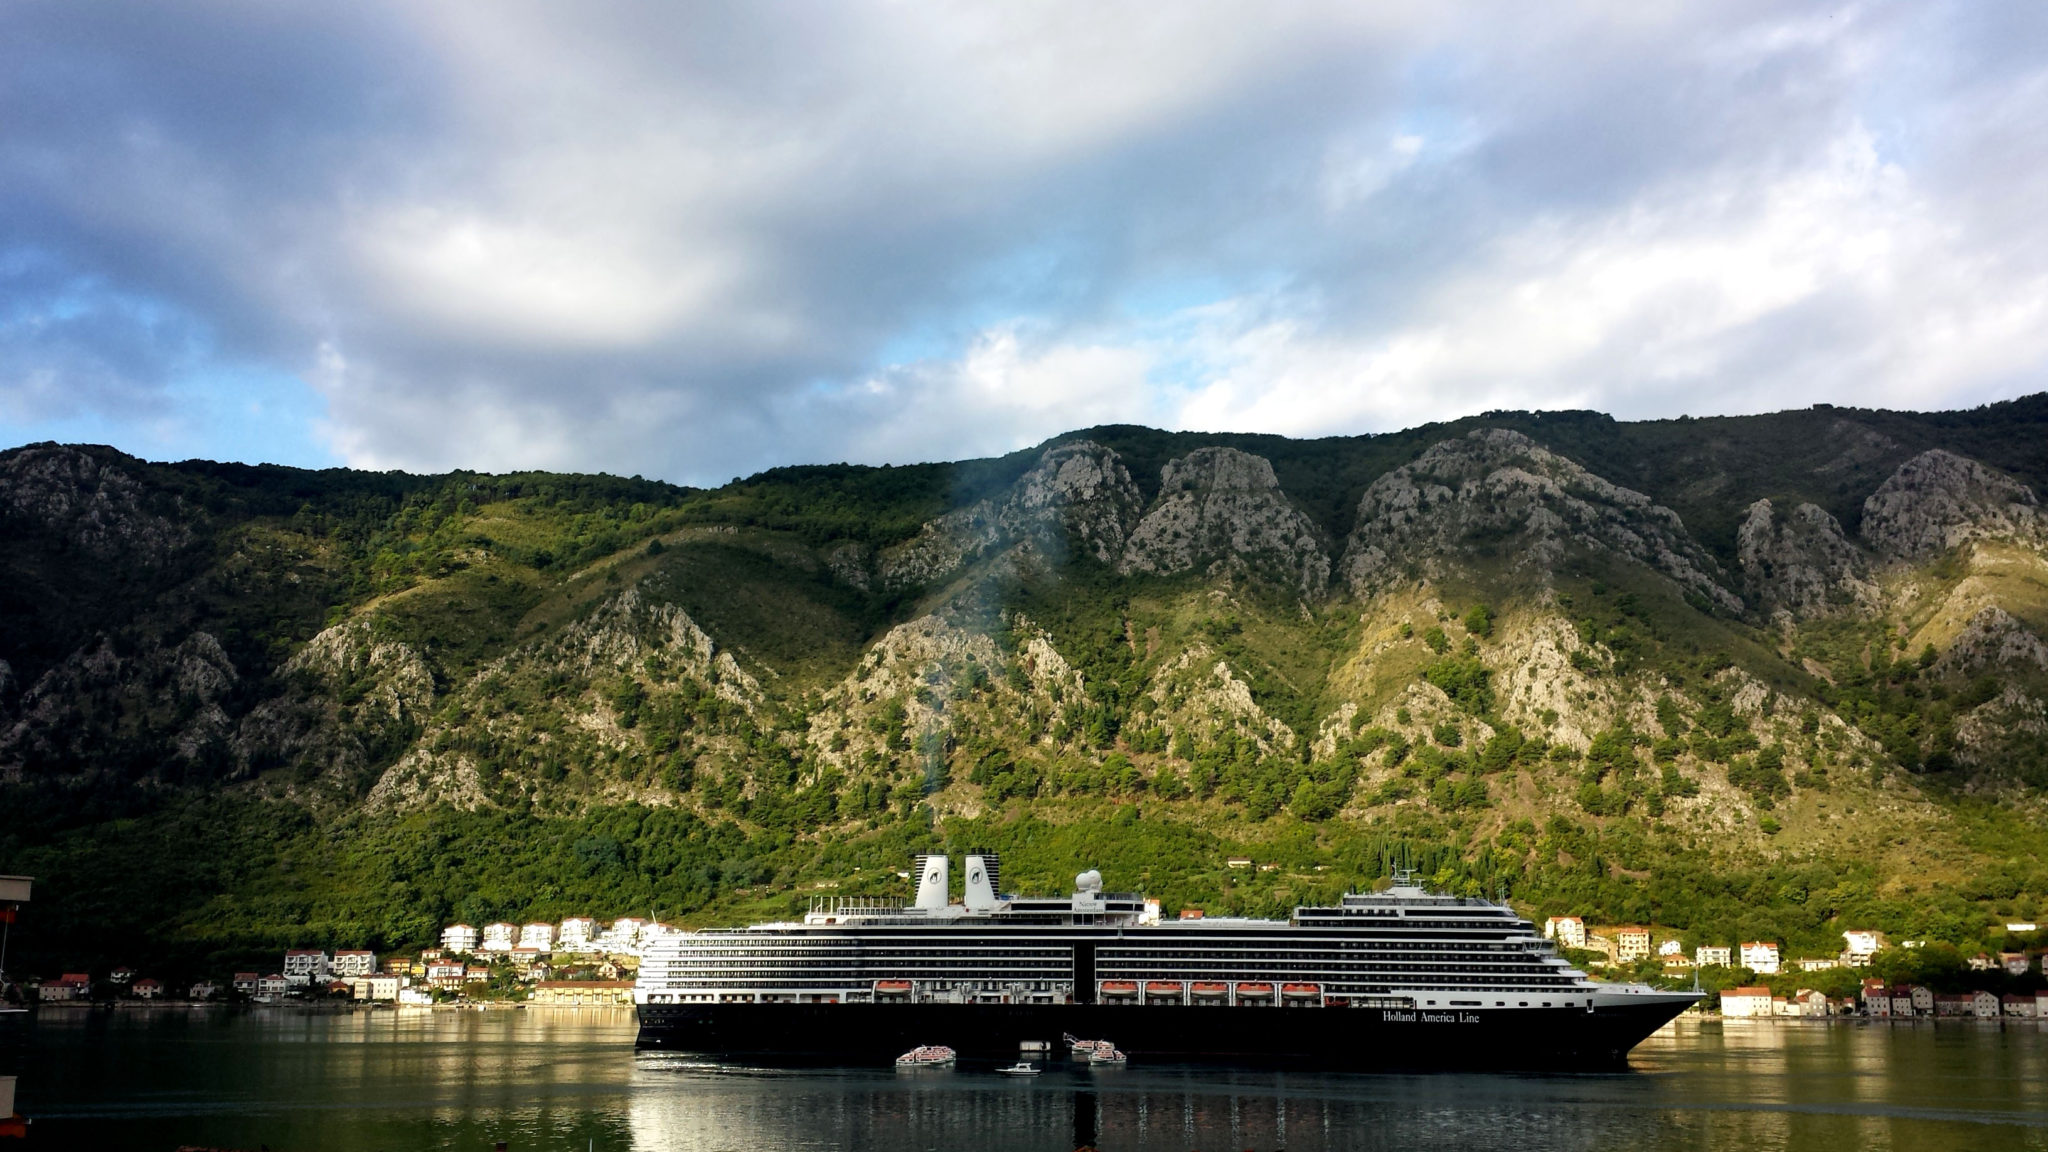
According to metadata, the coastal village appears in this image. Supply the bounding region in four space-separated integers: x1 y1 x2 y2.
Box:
23 916 655 1009
16 907 2048 1020
1540 916 2048 1019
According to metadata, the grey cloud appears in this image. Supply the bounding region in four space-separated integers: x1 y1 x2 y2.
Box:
3 1 2045 483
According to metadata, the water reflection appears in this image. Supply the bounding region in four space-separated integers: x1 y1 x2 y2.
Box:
11 1009 2048 1151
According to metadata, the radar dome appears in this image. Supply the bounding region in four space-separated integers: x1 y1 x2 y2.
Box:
1076 869 1103 892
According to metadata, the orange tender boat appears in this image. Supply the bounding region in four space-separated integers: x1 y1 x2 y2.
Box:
1282 982 1323 999
1099 981 1139 996
1234 982 1275 999
1145 981 1185 996
1190 982 1230 998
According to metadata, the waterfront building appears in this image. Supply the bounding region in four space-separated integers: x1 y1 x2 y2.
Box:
232 972 258 995
530 980 635 1006
441 924 480 954
332 950 377 977
2003 994 2035 1018
256 974 289 998
1934 993 1971 1017
189 981 221 1001
1971 990 2000 1018
1739 941 1780 974
1720 986 1773 1018
1543 916 1586 949
349 975 402 1001
133 978 163 1000
426 960 467 990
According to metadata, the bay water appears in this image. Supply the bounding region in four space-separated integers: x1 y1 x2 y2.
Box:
4 1007 2046 1151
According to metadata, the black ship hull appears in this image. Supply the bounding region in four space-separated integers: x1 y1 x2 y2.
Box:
635 998 1693 1069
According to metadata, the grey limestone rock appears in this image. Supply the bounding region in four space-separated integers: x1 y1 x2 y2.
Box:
1861 449 2043 558
1342 428 1742 611
0 444 192 563
877 441 1144 587
1735 498 1877 619
1118 446 1330 597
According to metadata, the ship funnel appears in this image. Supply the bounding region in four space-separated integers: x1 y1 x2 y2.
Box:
963 854 999 912
913 854 950 911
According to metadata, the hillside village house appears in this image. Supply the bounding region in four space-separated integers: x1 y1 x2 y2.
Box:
232 972 258 995
598 918 645 953
1720 987 1774 1018
1842 930 1886 964
189 982 220 1000
1739 942 1781 975
332 950 377 977
1543 917 1586 949
132 978 164 1000
1657 939 1683 958
519 923 556 951
1797 957 1840 973
282 950 330 986
558 917 598 952
441 924 479 954
1695 945 1732 968
2004 994 2036 1018
1969 953 1996 971
257 974 289 998
109 967 135 987
481 923 518 952
427 960 467 990
1615 928 1652 963
2001 952 2031 976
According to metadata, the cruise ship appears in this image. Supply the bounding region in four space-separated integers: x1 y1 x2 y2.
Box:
634 854 1697 1067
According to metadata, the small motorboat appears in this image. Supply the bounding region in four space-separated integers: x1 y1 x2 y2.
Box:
996 1061 1040 1076
895 1045 957 1068
1087 1047 1128 1067
1067 1035 1114 1060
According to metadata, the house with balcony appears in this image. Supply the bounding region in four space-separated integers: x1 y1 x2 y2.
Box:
332 950 377 977
1543 917 1586 950
481 923 518 952
1695 945 1732 968
557 917 598 952
441 924 480 954
1739 941 1781 975
1614 927 1652 963
1840 929 1886 965
282 950 330 986
518 923 555 952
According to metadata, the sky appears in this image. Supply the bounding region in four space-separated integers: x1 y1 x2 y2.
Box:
3 1 2046 486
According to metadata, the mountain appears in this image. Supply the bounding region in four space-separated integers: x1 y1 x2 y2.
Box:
5 397 2048 981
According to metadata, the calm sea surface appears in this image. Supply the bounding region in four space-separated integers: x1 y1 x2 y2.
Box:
3 1006 2047 1151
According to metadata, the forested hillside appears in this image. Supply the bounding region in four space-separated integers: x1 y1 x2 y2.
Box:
5 396 2048 983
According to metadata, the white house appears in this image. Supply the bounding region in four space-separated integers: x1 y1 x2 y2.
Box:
1797 957 1840 973
349 974 402 1002
1657 939 1684 958
2000 952 2030 976
481 922 518 952
1720 986 1774 1018
557 917 598 952
599 918 645 954
282 950 330 986
441 924 480 954
1841 930 1886 964
332 950 377 977
1739 941 1781 975
426 961 467 990
518 923 556 952
1696 945 1733 968
256 974 290 998
189 981 221 1001
1544 917 1587 949
1971 990 2001 1018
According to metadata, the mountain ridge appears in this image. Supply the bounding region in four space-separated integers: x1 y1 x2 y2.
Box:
4 396 2048 981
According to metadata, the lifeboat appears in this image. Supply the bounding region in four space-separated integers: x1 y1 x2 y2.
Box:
1234 982 1275 1000
1282 982 1323 1000
874 980 912 996
1098 981 1140 998
1145 981 1185 998
1190 982 1230 999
